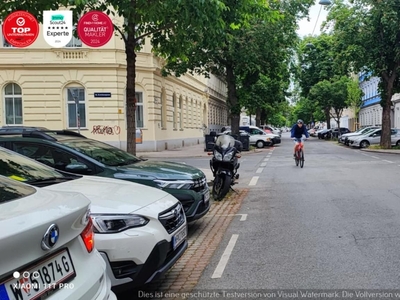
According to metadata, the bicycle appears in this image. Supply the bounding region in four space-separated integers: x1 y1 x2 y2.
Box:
293 138 306 168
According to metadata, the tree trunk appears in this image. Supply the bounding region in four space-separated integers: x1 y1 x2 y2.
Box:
325 108 331 129
226 64 240 135
256 108 261 127
125 27 137 155
381 77 394 149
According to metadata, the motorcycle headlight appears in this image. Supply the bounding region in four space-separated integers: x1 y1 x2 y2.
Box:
214 151 223 161
91 214 149 233
154 179 194 189
223 152 234 161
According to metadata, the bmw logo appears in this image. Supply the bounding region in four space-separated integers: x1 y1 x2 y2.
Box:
41 224 59 250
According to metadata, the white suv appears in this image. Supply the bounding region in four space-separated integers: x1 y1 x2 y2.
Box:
0 176 116 300
0 147 188 290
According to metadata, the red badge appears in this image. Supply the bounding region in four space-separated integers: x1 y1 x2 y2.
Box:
77 11 114 47
2 11 39 48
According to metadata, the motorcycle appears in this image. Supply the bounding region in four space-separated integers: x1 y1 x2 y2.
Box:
209 134 242 201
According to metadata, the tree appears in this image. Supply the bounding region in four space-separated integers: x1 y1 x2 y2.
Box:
329 76 350 133
327 0 400 148
1 0 226 155
159 0 314 135
346 77 364 130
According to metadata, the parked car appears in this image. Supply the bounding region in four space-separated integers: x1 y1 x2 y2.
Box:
339 126 379 145
319 127 351 139
0 128 209 222
0 175 117 300
317 128 329 139
349 128 400 148
240 125 281 147
0 147 188 290
259 125 281 136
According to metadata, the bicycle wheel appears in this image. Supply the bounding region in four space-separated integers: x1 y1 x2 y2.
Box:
300 149 304 168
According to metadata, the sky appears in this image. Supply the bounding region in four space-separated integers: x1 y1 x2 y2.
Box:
296 0 330 37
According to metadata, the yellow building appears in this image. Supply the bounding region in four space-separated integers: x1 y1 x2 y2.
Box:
0 19 228 152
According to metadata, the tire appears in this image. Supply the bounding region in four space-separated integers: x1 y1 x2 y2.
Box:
360 140 370 148
396 140 400 146
212 173 231 201
295 152 299 166
256 140 265 148
299 150 304 168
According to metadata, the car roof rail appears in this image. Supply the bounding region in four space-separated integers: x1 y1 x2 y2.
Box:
41 130 87 138
22 130 57 141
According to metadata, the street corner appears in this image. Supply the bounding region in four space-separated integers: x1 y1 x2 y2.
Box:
136 189 248 300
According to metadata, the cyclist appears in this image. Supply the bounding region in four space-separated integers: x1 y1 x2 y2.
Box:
291 119 309 158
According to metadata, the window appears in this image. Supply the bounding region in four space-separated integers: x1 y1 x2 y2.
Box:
66 87 86 128
0 177 36 204
172 93 176 129
66 26 82 47
4 83 23 125
135 92 144 128
1 24 13 48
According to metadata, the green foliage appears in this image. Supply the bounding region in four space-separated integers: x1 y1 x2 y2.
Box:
326 0 400 148
346 77 363 117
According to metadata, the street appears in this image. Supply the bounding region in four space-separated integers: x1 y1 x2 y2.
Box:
118 133 400 299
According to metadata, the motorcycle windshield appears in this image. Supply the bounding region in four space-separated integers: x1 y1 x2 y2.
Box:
215 135 236 149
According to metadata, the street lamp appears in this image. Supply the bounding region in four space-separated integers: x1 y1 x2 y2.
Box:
306 0 332 47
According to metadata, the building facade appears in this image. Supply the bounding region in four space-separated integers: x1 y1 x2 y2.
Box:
0 17 228 152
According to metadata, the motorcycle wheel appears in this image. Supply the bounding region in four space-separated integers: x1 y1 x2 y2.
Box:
212 173 232 201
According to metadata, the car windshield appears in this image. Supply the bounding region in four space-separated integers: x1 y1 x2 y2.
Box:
61 139 141 166
0 176 36 204
0 148 64 183
215 135 236 149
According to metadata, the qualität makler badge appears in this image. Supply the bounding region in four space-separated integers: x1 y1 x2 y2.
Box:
43 10 73 48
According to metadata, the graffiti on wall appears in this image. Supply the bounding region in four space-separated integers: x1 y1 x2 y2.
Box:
91 125 121 135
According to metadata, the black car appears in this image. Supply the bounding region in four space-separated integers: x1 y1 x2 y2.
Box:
320 127 351 139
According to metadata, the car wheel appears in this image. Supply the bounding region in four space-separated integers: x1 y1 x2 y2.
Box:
396 140 400 146
256 140 264 148
360 140 370 148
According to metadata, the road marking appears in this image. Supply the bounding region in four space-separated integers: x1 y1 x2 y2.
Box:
383 160 394 163
260 162 267 167
249 176 259 186
371 156 380 159
256 168 264 173
211 234 239 279
264 158 269 162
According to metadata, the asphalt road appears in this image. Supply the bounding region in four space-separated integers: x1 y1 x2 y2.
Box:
116 134 400 299
189 133 400 296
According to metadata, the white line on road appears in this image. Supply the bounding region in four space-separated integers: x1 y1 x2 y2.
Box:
371 156 380 159
239 214 248 221
204 214 248 221
249 176 259 186
264 158 269 162
211 234 239 279
383 160 394 163
256 168 264 174
260 162 267 167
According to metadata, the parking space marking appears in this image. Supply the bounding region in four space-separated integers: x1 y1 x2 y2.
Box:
211 234 239 279
256 168 264 174
264 158 269 162
260 162 267 167
205 214 248 221
383 160 394 163
371 156 380 159
249 176 259 186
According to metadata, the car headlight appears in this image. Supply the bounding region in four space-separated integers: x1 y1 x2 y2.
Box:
223 152 234 161
154 179 194 189
91 214 149 233
214 151 223 161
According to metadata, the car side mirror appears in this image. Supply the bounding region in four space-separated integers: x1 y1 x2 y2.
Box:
65 162 89 172
372 134 377 137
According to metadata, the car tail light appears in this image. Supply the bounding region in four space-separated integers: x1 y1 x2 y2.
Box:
81 217 95 253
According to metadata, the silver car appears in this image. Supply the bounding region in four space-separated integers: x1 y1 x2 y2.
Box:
350 128 399 148
340 126 379 145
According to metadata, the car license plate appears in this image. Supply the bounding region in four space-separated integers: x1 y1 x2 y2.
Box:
203 190 210 205
172 226 187 250
0 249 76 300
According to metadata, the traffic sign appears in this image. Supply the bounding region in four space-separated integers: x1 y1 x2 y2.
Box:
2 11 39 47
77 11 114 47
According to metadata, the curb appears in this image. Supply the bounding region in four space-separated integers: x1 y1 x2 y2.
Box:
131 189 248 300
360 149 400 155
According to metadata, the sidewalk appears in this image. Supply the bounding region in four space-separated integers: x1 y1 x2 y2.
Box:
137 143 269 159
